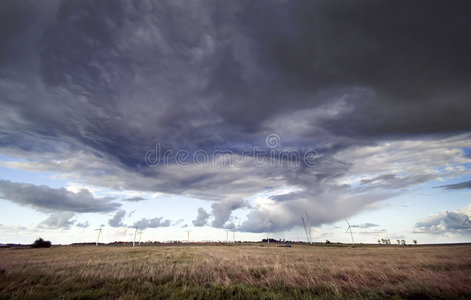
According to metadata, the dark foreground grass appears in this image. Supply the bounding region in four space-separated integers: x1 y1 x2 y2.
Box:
0 244 470 299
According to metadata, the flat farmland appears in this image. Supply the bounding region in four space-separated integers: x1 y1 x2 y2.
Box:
1 244 470 299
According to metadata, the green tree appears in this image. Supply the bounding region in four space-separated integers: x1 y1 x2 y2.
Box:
32 238 51 248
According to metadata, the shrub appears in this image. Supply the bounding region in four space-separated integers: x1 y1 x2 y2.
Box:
32 238 51 248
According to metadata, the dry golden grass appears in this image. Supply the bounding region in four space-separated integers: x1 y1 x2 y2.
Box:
1 244 470 299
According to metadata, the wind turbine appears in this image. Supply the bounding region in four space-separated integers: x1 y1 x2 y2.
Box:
138 231 143 246
301 211 312 244
267 222 271 245
133 227 138 247
186 230 191 243
94 227 102 246
225 230 229 243
301 216 308 243
233 231 235 243
345 219 354 244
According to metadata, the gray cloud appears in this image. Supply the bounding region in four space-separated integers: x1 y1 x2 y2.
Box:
0 0 470 234
358 229 387 235
239 188 393 233
1 0 469 161
351 223 379 229
108 210 126 227
40 212 75 229
359 174 435 190
211 198 247 228
415 208 471 234
437 180 471 190
133 217 171 229
123 197 146 202
192 207 210 227
0 180 120 213
389 234 407 240
76 221 90 228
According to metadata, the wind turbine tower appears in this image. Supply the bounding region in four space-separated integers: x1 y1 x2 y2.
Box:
186 230 191 243
138 231 143 246
133 227 138 247
345 219 354 244
95 227 102 246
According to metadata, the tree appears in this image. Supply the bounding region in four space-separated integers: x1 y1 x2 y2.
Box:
413 240 417 245
32 238 51 248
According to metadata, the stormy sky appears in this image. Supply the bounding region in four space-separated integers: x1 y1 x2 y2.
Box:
1 0 470 243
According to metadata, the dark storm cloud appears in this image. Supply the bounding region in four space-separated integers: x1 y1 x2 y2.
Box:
259 0 471 136
2 0 470 163
0 180 120 213
0 0 471 233
108 210 126 227
437 180 471 190
207 0 471 136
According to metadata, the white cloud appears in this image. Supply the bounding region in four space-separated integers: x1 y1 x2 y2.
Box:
39 212 75 229
415 204 471 234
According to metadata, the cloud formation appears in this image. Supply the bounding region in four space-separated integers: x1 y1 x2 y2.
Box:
415 205 471 234
192 207 210 227
0 180 120 213
123 197 146 202
108 210 126 228
351 223 379 229
40 212 75 229
76 221 90 228
0 0 470 234
133 217 171 229
437 180 471 190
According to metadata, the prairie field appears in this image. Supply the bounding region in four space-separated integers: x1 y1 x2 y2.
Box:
0 244 470 299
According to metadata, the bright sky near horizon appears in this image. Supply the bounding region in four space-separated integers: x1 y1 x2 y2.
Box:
1 0 471 245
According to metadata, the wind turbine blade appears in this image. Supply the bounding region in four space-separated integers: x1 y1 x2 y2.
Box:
302 216 310 243
304 211 313 244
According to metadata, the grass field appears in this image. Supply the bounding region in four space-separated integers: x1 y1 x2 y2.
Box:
1 243 470 299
